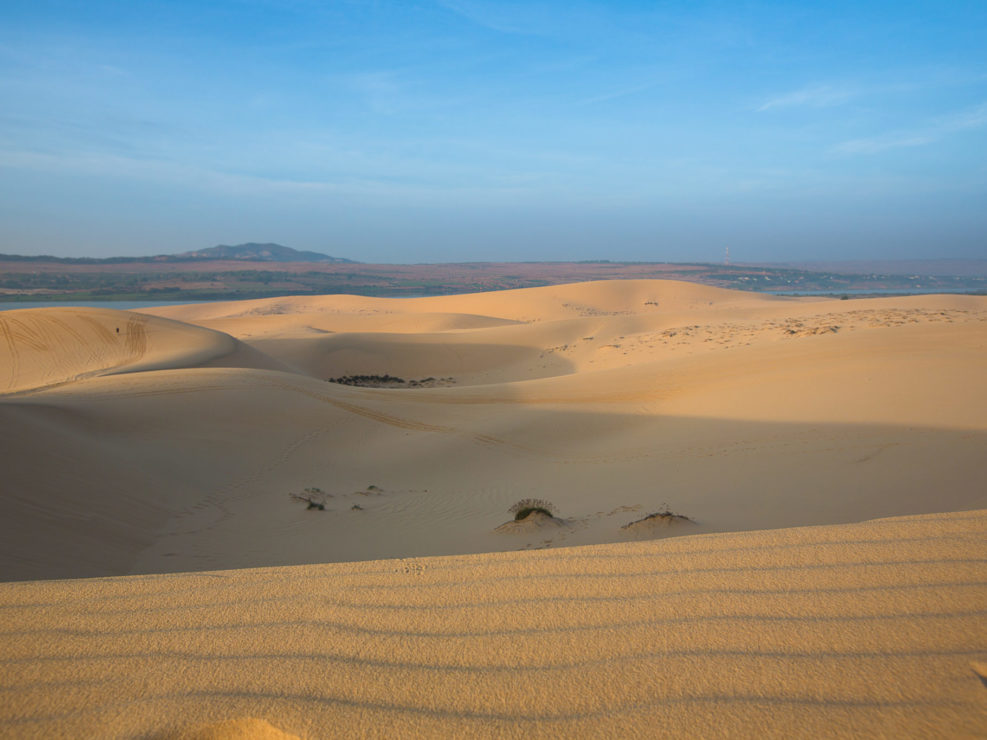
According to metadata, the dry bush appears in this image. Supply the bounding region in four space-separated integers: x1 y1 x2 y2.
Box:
508 498 557 521
289 487 329 511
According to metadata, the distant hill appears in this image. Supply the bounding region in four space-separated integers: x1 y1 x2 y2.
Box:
171 243 355 263
0 243 356 265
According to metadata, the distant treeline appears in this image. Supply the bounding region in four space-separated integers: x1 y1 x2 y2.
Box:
0 258 984 302
0 253 154 264
0 253 322 265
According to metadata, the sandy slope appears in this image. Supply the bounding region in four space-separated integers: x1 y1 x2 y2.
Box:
0 307 237 394
1 280 985 738
1 509 985 738
0 280 985 582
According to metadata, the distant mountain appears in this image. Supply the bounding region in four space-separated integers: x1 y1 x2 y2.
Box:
0 243 356 265
171 243 355 263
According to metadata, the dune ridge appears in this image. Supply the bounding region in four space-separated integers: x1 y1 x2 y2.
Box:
2 279 985 736
0 307 237 395
1 280 985 583
1 509 985 738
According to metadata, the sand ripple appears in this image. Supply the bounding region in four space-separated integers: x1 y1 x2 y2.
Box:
1 510 985 738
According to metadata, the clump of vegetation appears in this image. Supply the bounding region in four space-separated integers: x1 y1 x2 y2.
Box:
289 487 330 511
509 498 557 521
621 503 693 530
327 375 456 388
329 374 405 386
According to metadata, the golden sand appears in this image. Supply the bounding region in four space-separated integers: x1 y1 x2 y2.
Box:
1 280 985 736
1 510 985 737
2 281 984 581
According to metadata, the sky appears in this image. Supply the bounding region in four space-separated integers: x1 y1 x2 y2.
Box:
0 0 985 263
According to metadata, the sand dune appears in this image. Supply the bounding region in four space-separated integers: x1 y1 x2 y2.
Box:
1 509 984 738
0 307 237 394
2 364 983 582
2 279 985 737
1 280 985 582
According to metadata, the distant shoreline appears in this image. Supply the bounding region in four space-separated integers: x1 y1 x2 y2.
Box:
0 299 219 312
2 284 984 310
2 259 985 303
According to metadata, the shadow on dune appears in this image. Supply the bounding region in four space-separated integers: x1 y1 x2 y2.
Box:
1 371 983 582
245 333 579 386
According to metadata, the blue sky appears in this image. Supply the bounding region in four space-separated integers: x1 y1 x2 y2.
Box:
1 0 985 262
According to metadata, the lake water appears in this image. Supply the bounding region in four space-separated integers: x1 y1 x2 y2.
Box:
761 288 981 296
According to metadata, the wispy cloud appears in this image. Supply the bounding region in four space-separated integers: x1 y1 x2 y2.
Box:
97 63 129 78
0 144 566 206
579 80 660 106
758 71 987 113
336 70 404 115
833 134 935 155
757 84 857 112
833 101 987 154
939 101 987 131
0 148 340 196
434 0 545 35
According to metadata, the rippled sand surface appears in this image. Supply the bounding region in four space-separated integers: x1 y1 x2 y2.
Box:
1 510 985 738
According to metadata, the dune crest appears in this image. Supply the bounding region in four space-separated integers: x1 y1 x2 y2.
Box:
0 307 237 394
